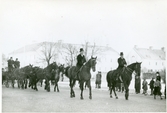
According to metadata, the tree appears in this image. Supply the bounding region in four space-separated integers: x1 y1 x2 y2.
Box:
82 41 103 60
63 44 77 66
39 42 60 66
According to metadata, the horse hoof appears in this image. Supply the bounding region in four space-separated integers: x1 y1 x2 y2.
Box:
116 97 118 99
89 96 92 100
110 95 112 98
80 97 84 100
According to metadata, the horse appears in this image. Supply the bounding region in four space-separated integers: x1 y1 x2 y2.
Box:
44 62 60 92
20 65 35 89
65 56 97 99
29 66 45 91
106 62 141 100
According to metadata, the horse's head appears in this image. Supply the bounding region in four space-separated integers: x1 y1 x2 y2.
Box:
59 64 65 73
88 56 97 72
48 62 58 72
134 62 142 76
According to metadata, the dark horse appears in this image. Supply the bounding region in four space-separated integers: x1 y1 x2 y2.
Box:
29 66 45 91
106 62 141 100
44 62 60 92
65 56 97 99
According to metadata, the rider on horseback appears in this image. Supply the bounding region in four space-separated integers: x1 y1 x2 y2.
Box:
116 52 127 82
75 48 86 80
7 57 14 72
14 58 20 69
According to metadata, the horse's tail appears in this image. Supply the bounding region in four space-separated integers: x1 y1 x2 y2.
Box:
64 66 70 78
106 71 111 88
106 70 114 88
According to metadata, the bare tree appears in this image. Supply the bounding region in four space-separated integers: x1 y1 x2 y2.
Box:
82 41 103 60
39 42 60 66
91 42 104 56
63 44 77 66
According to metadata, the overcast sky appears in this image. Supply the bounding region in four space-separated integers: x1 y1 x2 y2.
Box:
1 0 167 56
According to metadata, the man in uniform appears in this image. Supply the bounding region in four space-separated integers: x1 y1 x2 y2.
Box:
7 57 14 72
75 48 86 80
14 58 20 68
116 52 127 82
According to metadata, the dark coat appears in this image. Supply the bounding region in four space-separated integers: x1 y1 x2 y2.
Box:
8 59 14 66
156 75 161 82
117 57 127 73
96 73 102 84
149 79 154 89
117 57 127 68
14 61 20 68
76 54 86 68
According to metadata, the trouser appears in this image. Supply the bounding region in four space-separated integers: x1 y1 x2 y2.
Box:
150 88 154 95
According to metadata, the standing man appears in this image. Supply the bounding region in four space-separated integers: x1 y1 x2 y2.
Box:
7 57 14 72
149 77 155 95
14 58 20 68
116 52 127 82
75 48 86 80
95 71 102 88
142 78 148 95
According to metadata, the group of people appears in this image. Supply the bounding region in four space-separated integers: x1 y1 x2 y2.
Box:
142 72 164 99
7 57 20 72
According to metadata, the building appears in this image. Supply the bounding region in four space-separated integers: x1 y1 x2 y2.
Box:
126 46 166 73
8 41 119 73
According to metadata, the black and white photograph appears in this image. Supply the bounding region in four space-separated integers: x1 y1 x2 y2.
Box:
1 0 166 112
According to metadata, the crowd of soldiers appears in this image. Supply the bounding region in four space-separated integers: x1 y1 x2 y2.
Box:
7 57 20 72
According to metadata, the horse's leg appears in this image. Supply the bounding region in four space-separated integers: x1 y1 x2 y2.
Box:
54 80 56 92
47 80 50 92
80 81 84 100
25 79 27 89
41 80 43 87
35 79 38 91
87 80 92 99
12 78 15 88
21 80 24 89
72 80 76 97
110 85 113 98
57 80 59 92
5 79 9 88
124 83 129 100
84 82 87 90
17 80 20 88
113 84 118 99
61 73 64 81
69 79 73 98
